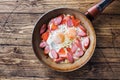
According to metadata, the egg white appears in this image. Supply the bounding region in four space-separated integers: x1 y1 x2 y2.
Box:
47 24 76 52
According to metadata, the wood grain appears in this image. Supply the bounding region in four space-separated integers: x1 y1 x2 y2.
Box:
0 0 120 79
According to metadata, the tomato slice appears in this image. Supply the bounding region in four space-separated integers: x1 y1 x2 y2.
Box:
71 15 80 27
61 19 67 24
58 48 67 58
66 48 71 53
41 31 49 41
51 23 58 30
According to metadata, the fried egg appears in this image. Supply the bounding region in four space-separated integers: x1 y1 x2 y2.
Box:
47 24 77 52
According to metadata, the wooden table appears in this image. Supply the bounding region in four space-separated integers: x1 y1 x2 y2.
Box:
0 0 120 80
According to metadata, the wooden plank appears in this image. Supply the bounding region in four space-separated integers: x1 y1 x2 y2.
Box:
1 35 120 47
0 0 119 14
0 63 119 79
0 45 120 63
0 12 120 26
0 0 120 79
0 46 120 58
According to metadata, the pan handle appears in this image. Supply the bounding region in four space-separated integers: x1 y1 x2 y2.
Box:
85 0 115 21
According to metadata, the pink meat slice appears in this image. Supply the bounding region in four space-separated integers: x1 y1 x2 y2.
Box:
40 24 47 34
51 49 58 59
82 37 90 49
78 25 86 32
67 18 73 27
54 57 65 63
39 41 47 48
44 46 50 54
71 43 78 53
67 52 74 63
77 25 87 37
74 49 84 58
53 15 63 25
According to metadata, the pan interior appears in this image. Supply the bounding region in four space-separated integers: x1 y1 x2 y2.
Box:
32 8 96 72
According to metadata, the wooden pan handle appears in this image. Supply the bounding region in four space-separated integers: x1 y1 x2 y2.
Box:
85 0 115 21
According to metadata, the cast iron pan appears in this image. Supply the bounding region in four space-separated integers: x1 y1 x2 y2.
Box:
32 0 114 72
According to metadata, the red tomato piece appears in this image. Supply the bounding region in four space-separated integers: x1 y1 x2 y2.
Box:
71 15 80 27
51 23 58 30
61 19 67 24
66 48 72 53
41 32 49 41
58 48 67 58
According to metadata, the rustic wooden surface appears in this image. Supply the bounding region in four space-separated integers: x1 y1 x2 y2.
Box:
0 0 120 80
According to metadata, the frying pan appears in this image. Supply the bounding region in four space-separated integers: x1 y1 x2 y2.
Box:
32 0 114 72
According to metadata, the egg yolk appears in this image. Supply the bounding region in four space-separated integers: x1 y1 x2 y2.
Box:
66 28 77 40
53 32 65 44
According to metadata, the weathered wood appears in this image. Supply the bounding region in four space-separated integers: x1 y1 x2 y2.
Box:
0 0 119 14
0 0 120 79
